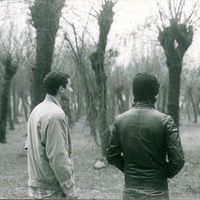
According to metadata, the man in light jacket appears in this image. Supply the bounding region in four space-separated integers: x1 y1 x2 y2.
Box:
106 73 185 200
27 71 76 199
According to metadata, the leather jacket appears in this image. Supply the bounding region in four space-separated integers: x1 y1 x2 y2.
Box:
106 102 184 193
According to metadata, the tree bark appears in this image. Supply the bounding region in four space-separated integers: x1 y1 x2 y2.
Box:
21 92 29 121
186 102 191 121
158 21 193 129
188 87 198 123
61 98 74 128
12 86 20 123
64 27 98 140
0 63 17 143
195 97 200 115
168 67 181 127
7 92 15 130
115 86 127 114
90 1 115 156
109 89 116 124
161 85 168 113
30 0 65 110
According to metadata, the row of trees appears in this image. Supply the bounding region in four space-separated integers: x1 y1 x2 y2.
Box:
0 0 199 165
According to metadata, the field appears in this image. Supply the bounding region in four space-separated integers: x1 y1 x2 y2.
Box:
0 119 200 199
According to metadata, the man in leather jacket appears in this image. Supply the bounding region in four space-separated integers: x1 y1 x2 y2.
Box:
106 73 184 200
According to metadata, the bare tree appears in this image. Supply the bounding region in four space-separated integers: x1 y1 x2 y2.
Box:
63 18 99 144
157 0 199 128
0 27 22 143
90 0 116 157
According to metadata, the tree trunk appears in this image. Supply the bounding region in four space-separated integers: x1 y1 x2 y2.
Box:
186 102 191 121
12 86 19 123
71 92 78 122
99 71 110 156
61 98 74 128
188 87 198 123
195 97 200 115
168 67 181 128
90 1 115 157
90 54 111 156
76 75 83 120
77 62 98 144
109 89 116 124
161 85 168 113
158 21 193 129
125 88 130 111
21 92 29 121
157 89 162 111
116 89 126 114
64 28 98 140
7 92 15 130
31 29 57 109
30 0 65 110
0 65 17 143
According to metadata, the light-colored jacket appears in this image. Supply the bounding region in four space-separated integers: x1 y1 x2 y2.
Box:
27 94 75 197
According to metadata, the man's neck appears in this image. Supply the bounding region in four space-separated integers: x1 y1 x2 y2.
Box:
54 95 61 104
48 94 61 105
134 100 155 108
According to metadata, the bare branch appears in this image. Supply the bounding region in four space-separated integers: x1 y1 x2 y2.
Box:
91 6 99 18
80 5 93 54
172 0 177 20
63 33 79 65
177 0 186 21
156 0 165 29
168 0 174 19
70 23 81 59
157 0 171 29
192 16 200 26
184 2 198 24
176 0 185 21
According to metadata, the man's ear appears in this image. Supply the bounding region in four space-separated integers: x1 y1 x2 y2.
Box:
58 85 65 94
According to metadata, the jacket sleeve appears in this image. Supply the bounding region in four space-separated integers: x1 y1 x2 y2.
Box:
165 115 185 178
45 115 76 198
106 120 124 172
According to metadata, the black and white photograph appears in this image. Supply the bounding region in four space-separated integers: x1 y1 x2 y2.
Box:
0 0 200 199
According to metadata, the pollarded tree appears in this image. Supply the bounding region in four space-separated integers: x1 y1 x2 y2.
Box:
0 26 24 143
157 0 199 128
30 0 65 109
90 0 116 157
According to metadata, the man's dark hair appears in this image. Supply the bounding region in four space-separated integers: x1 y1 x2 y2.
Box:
132 73 160 102
43 71 70 96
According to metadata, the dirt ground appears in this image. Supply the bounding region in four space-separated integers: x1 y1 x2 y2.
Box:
0 118 200 199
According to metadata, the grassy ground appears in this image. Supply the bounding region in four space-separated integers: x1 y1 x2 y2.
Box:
0 119 200 199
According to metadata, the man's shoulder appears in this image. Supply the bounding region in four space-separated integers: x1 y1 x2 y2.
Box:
115 108 136 123
116 108 170 124
30 101 65 121
151 109 174 123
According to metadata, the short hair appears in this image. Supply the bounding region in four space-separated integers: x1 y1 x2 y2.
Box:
132 73 160 101
43 71 70 96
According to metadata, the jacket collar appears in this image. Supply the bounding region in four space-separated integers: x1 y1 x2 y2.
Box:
134 101 155 109
44 94 62 108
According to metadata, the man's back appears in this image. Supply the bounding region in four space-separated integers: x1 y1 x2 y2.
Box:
107 73 184 200
27 95 75 198
28 96 68 189
107 102 184 197
118 103 170 190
